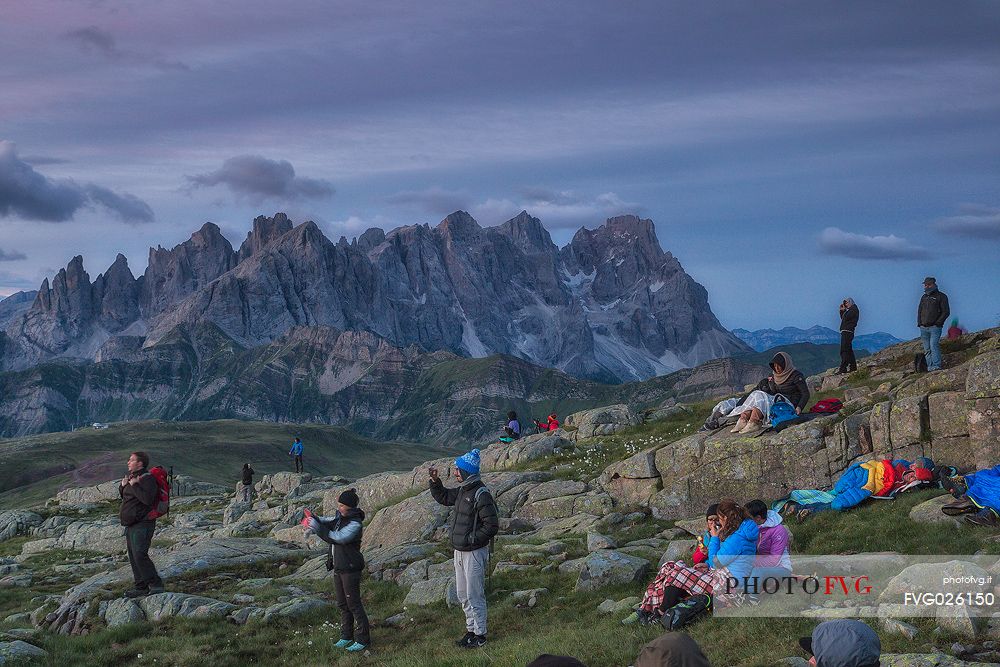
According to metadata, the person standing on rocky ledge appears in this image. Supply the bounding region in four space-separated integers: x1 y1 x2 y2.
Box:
240 463 254 502
918 276 950 372
837 298 860 374
119 451 164 598
429 449 499 649
289 436 304 473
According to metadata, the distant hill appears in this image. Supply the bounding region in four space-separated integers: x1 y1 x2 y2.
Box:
732 325 902 353
736 342 870 377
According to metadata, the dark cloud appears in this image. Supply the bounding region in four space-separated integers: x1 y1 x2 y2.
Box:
386 187 471 215
84 185 154 223
64 25 189 71
933 204 1000 239
187 155 334 202
819 227 931 260
0 140 154 223
0 248 27 261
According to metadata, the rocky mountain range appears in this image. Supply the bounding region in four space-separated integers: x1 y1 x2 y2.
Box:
0 322 766 443
732 325 903 353
0 211 748 384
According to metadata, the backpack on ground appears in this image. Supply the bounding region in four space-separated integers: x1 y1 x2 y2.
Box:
146 466 171 520
914 353 928 373
661 594 711 631
768 399 798 427
810 398 843 414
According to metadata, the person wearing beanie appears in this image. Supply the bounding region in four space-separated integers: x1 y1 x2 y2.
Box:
526 655 587 667
429 448 500 649
635 632 711 667
302 488 369 652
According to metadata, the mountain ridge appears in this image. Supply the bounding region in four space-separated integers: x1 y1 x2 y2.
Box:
732 325 902 353
2 211 750 383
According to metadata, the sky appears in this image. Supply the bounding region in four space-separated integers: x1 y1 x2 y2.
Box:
1 1 998 339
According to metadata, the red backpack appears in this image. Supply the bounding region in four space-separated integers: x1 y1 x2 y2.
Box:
146 466 171 520
810 398 843 414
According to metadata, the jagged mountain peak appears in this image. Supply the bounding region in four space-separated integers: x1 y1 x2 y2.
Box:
494 210 555 253
436 210 481 240
238 212 294 260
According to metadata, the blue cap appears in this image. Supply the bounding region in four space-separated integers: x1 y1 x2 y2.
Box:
455 449 481 475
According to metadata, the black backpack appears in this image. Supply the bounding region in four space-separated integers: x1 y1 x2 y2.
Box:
913 353 928 373
661 594 712 631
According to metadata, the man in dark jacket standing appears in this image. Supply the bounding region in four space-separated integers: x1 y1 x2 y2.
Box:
918 277 950 371
429 448 499 649
119 451 164 598
838 298 860 374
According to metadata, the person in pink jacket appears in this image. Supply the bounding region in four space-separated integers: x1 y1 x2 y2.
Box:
745 499 792 580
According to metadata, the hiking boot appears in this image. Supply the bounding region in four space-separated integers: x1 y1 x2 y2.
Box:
334 639 352 649
730 417 748 433
738 420 761 434
965 509 1000 528
465 635 487 649
454 632 475 648
124 586 149 598
147 584 165 595
941 476 967 498
621 611 640 625
941 496 976 516
345 642 367 652
780 503 798 518
796 508 814 523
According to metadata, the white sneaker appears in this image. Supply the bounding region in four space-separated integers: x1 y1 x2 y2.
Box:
730 418 748 433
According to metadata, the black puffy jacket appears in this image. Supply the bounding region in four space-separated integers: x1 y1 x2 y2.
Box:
313 507 366 573
754 371 811 412
918 288 950 327
430 476 499 552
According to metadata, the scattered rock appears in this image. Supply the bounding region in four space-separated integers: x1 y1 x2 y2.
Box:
0 640 47 662
586 532 616 551
138 593 236 621
881 617 919 640
908 496 962 527
102 598 144 628
402 577 458 607
566 550 649 592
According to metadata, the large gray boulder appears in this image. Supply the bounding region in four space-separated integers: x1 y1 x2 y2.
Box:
0 640 47 662
55 480 120 506
403 577 458 607
137 593 236 621
564 404 640 440
563 550 649 592
362 491 451 551
102 598 144 628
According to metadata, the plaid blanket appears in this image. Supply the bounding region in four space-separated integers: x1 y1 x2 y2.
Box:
771 489 835 513
640 561 747 612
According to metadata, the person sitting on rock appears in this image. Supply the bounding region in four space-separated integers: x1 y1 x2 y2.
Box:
429 449 499 649
626 503 718 626
779 457 935 520
500 411 522 443
940 464 1000 527
533 413 560 433
634 632 710 667
302 488 370 652
745 499 792 581
730 352 810 434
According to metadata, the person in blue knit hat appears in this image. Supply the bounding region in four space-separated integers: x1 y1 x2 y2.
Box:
429 448 499 649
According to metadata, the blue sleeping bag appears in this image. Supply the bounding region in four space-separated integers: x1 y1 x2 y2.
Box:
966 464 1000 513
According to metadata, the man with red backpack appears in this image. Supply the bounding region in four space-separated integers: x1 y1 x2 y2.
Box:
119 451 166 598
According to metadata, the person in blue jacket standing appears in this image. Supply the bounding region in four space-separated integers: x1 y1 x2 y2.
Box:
289 436 304 473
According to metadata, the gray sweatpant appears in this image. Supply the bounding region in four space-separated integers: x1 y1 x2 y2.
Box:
453 546 489 635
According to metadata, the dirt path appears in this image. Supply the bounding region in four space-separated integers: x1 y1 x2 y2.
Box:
65 451 121 488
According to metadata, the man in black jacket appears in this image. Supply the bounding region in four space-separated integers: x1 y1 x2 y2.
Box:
918 277 950 371
429 448 499 649
838 298 860 374
119 451 164 598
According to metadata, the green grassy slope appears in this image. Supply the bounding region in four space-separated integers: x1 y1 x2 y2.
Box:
0 420 455 509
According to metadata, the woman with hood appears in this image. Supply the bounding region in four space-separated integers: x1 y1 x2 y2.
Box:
303 489 370 652
838 298 860 374
745 499 792 580
730 351 810 433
